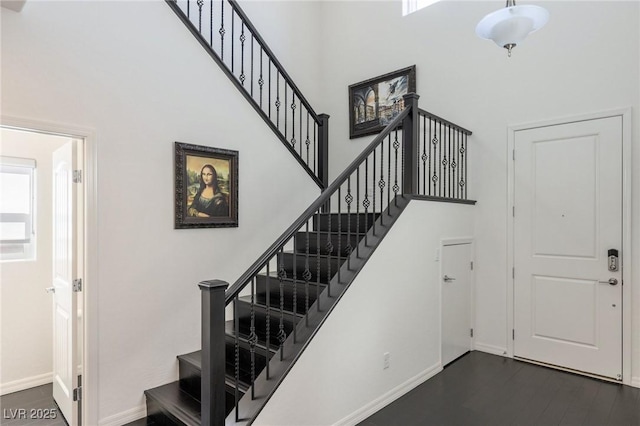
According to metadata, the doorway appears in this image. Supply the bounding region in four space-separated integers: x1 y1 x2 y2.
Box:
441 239 474 367
0 125 86 425
507 110 632 383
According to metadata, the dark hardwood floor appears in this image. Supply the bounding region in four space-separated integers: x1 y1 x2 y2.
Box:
4 352 638 426
0 384 67 426
359 351 640 426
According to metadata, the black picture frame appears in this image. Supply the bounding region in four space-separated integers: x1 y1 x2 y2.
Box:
348 65 416 139
174 142 239 229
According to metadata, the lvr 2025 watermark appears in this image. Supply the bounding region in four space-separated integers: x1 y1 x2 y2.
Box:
3 408 58 420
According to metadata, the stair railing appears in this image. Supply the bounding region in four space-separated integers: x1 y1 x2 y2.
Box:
199 93 473 425
166 0 329 188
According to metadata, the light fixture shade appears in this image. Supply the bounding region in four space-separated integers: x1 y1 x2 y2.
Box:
476 5 549 49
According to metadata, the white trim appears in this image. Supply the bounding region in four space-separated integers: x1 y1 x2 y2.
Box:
0 115 98 426
332 363 442 426
631 377 640 388
0 373 53 396
506 108 633 385
473 342 508 357
98 405 147 426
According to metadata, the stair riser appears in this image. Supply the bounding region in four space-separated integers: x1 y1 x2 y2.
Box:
277 252 343 283
254 276 323 314
294 232 360 256
313 213 377 233
235 301 297 343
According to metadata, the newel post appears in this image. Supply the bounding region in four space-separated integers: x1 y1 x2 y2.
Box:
199 280 229 426
318 113 330 212
402 93 420 196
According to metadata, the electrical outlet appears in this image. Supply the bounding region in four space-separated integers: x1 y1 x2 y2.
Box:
383 352 390 370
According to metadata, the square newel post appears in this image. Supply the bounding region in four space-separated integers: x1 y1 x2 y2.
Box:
199 280 229 426
318 113 330 212
401 93 420 196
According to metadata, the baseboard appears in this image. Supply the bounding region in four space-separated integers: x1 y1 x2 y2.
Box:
0 372 53 396
631 377 640 388
98 404 146 426
333 362 442 426
474 342 508 357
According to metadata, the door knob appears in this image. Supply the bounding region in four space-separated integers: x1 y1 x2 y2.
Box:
598 278 618 286
443 275 456 282
45 286 56 293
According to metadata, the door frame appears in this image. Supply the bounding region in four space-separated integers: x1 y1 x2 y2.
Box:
439 237 476 365
506 108 632 385
0 115 98 426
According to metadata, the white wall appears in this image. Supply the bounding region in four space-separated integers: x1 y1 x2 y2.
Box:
255 200 474 425
0 129 69 394
1 1 322 423
317 0 640 382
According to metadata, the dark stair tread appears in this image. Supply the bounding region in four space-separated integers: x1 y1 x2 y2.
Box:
179 350 251 393
144 381 201 426
237 295 306 318
255 272 328 288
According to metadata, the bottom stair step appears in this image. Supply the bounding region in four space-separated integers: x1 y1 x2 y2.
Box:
145 381 201 426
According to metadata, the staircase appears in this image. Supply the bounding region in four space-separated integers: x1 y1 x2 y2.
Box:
144 212 381 425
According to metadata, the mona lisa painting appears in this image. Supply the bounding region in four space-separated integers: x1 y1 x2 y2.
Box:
174 142 239 228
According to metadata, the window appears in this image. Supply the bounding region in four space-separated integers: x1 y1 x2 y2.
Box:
0 156 36 261
402 0 441 16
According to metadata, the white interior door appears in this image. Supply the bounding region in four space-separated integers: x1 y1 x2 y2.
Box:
52 140 78 424
442 242 472 366
513 117 622 380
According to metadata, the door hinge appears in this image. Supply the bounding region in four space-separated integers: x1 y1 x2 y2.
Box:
73 386 82 401
470 328 474 338
73 170 82 183
512 329 515 340
73 278 82 292
470 261 474 271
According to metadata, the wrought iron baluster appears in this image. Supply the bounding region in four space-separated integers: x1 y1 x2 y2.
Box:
315 209 321 311
276 71 280 129
231 9 235 73
306 112 311 166
363 158 369 246
291 92 296 149
299 103 303 159
233 295 240 422
379 141 385 226
304 222 310 326
337 187 342 283
422 115 427 195
453 129 458 199
387 134 391 210
239 22 245 86
462 133 467 199
219 0 225 60
429 118 433 196
268 60 272 119
292 235 297 343
187 0 190 18
197 0 203 32
356 167 360 257
393 130 400 206
284 84 288 141
250 34 254 96
265 263 271 379
372 150 376 235
439 121 443 197
209 0 213 47
259 47 264 108
345 177 353 270
277 247 286 361
326 213 333 296
448 125 452 198
313 121 317 174
249 277 257 399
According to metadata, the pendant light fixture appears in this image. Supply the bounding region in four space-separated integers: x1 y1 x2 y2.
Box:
476 0 549 57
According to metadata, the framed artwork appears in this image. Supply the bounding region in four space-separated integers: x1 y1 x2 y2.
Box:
174 142 238 229
348 65 416 139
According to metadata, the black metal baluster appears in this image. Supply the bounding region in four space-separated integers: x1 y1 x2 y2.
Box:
429 118 434 196
291 92 296 149
439 121 443 197
379 141 385 226
219 0 225 60
326 213 332 296
231 9 235 73
356 167 360 257
448 125 452 198
306 113 311 166
250 34 254 96
239 22 245 86
422 115 427 195
304 222 310 326
197 0 203 31
277 247 286 361
233 295 240 422
259 47 264 108
363 158 369 246
265 263 270 379
187 0 190 18
337 187 342 283
387 134 391 210
393 130 400 206
299 103 303 159
209 0 213 47
453 129 458 199
313 121 317 174
372 150 376 235
346 177 352 270
315 209 321 311
276 71 280 129
249 277 257 399
292 235 297 343
462 133 467 199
